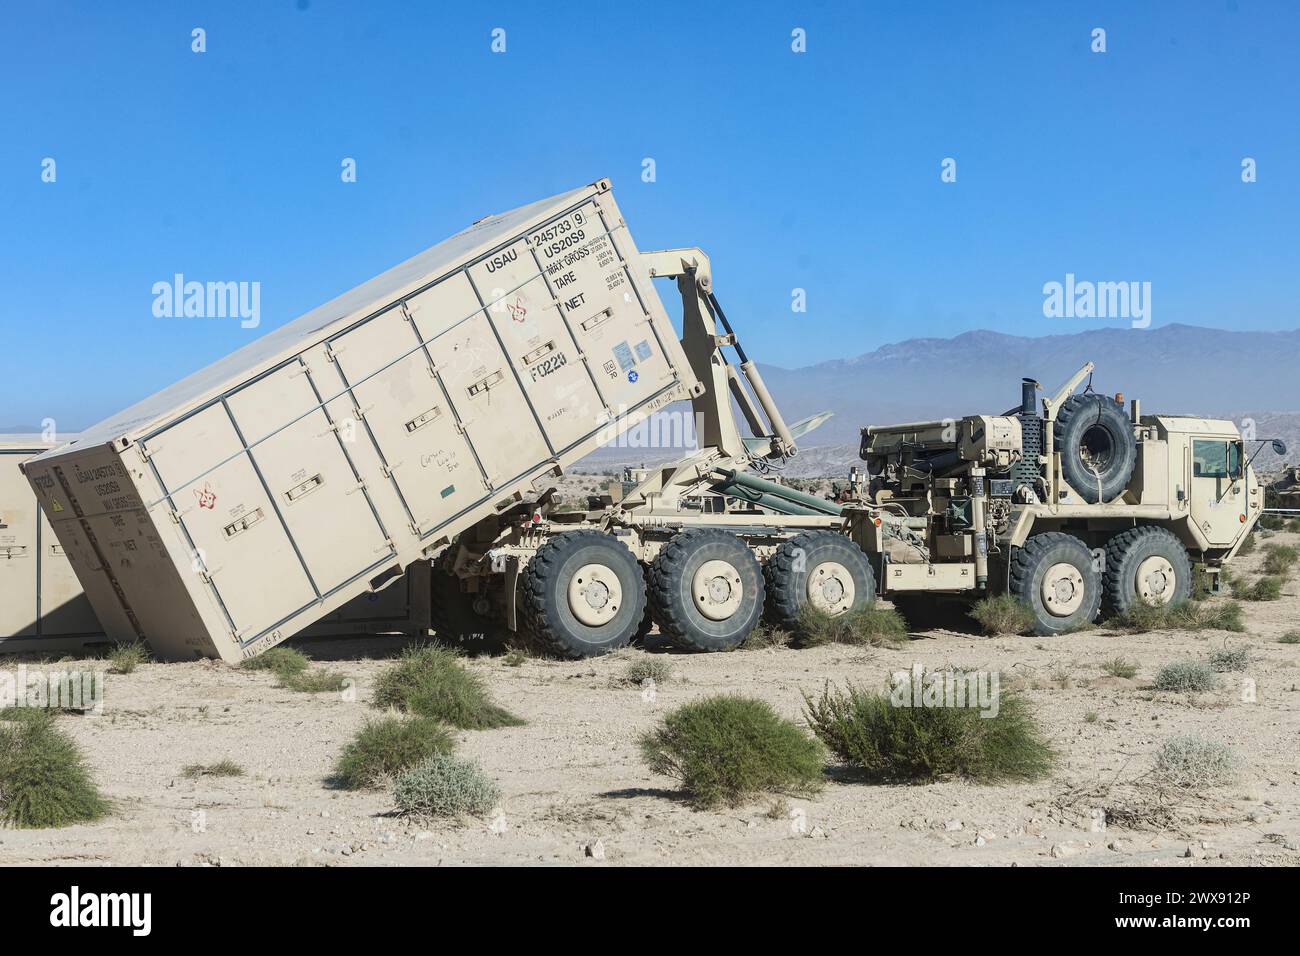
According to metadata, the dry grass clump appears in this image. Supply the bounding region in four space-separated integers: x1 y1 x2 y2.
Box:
393 754 500 819
1262 543 1297 577
1208 646 1249 673
1153 660 1220 693
802 681 1054 783
108 641 151 674
1230 575 1283 602
333 716 454 790
639 695 825 808
1153 735 1239 788
969 596 1035 636
373 644 523 729
1100 657 1138 679
793 605 908 647
182 760 245 779
1111 600 1244 633
618 656 673 686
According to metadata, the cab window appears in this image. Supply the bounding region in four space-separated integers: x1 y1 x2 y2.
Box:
1193 440 1241 479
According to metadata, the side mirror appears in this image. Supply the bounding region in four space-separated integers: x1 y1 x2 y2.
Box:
1272 439 1288 456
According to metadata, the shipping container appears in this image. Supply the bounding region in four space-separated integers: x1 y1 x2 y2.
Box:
24 180 699 662
1 436 101 652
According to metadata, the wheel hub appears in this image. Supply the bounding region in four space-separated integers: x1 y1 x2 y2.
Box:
567 563 623 626
1135 555 1176 605
806 561 855 614
1041 562 1085 616
692 559 744 621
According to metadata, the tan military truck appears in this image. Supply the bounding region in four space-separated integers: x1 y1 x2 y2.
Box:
846 363 1277 634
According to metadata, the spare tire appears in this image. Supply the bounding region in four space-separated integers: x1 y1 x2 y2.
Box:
1054 394 1137 503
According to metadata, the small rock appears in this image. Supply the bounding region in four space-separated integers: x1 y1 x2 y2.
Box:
943 819 964 832
974 835 987 847
1184 844 1205 859
380 831 397 844
809 826 828 839
1107 839 1129 852
585 839 606 860
1050 843 1079 859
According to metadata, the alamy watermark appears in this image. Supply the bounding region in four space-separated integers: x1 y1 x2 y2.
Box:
889 663 1001 718
1043 273 1150 328
152 274 260 329
0 666 106 716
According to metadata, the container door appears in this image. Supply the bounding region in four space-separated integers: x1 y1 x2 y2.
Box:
226 362 394 595
330 305 487 535
431 312 551 487
0 452 39 638
528 201 677 413
37 511 101 635
147 403 316 640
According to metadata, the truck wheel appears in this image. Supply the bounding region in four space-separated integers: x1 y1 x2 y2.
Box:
1054 395 1137 503
520 531 646 659
430 554 507 653
1008 532 1102 634
1102 526 1192 615
764 530 876 627
650 529 765 652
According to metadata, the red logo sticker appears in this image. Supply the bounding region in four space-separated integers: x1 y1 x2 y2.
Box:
195 483 217 510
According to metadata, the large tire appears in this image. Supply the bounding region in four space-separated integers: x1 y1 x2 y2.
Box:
520 531 646 659
1008 532 1102 634
1054 394 1137 503
649 529 765 652
1102 525 1193 616
429 553 507 653
764 531 876 627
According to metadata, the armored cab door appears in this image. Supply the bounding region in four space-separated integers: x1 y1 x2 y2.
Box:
330 304 487 537
469 238 606 453
0 452 39 638
226 362 394 596
37 510 100 635
1190 437 1247 547
146 403 317 640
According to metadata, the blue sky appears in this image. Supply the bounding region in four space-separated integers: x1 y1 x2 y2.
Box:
2 1 1297 428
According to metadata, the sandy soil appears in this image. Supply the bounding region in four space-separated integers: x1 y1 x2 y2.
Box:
2 533 1298 868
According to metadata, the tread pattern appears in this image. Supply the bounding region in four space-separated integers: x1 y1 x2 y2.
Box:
520 530 644 659
764 530 876 626
1008 531 1102 633
649 528 764 652
1053 394 1137 503
1102 525 1192 615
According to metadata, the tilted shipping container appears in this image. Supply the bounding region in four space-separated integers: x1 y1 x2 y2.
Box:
23 180 700 662
1 435 101 651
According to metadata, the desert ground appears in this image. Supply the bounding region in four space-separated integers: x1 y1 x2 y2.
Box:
1 530 1298 868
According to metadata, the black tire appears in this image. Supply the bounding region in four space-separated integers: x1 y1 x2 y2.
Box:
1008 531 1102 634
1102 525 1193 616
649 529 765 652
520 531 646 659
429 553 507 653
1054 394 1137 503
764 530 876 627
631 563 655 645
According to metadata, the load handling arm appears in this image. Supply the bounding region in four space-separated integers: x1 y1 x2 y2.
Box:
619 248 828 514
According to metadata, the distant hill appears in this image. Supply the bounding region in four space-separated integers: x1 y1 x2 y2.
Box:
578 323 1300 476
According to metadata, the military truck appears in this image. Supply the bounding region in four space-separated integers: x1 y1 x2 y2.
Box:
844 364 1278 634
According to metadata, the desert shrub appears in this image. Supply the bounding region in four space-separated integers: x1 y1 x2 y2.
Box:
1232 576 1282 602
639 695 825 808
969 596 1035 636
620 656 672 686
333 716 454 790
182 760 244 779
241 646 309 679
1279 631 1300 645
503 649 528 667
1100 657 1138 679
282 669 349 694
794 605 908 647
1153 735 1238 788
803 681 1054 783
1153 660 1220 693
1111 600 1244 633
1287 518 1300 533
0 712 110 828
1237 533 1257 556
373 644 523 730
393 753 500 818
108 641 150 675
1262 543 1298 576
739 624 793 650
1258 514 1285 531
1208 646 1249 673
